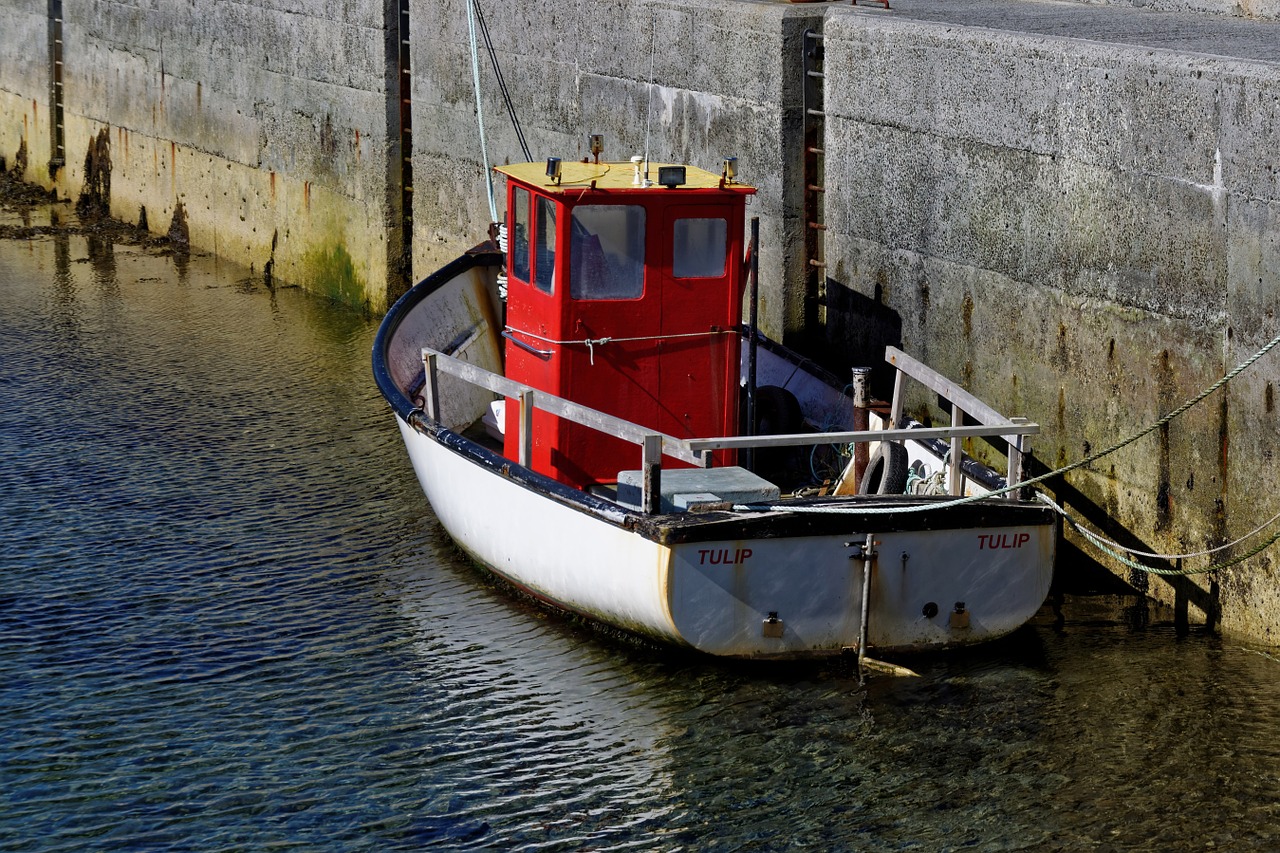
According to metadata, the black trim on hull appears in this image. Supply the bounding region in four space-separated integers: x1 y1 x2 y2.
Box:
372 246 504 423
402 411 1055 547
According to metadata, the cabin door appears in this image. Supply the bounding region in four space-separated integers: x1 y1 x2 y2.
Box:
551 202 661 487
656 203 742 453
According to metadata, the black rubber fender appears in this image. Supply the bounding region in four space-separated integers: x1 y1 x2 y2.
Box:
858 441 910 495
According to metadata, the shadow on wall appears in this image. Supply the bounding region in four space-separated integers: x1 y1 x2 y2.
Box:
820 278 903 403
816 277 1217 625
1024 454 1219 631
7 138 27 177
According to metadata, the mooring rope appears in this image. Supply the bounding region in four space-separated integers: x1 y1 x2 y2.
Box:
466 0 498 224
1035 492 1280 576
1039 493 1280 562
730 327 1280 572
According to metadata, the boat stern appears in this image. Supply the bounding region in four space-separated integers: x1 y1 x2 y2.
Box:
664 520 1054 658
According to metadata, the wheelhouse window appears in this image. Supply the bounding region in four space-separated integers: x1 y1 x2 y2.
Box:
509 188 557 294
672 217 728 278
570 204 645 300
533 196 557 294
511 186 531 283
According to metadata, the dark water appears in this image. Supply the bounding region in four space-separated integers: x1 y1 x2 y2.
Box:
2 208 1279 852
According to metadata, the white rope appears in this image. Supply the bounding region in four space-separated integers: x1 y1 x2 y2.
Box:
1036 491 1280 562
642 13 656 185
507 326 733 365
506 326 733 346
505 325 734 364
466 0 497 223
730 497 974 515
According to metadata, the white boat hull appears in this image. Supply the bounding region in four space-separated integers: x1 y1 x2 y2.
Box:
376 251 1056 659
397 417 1054 657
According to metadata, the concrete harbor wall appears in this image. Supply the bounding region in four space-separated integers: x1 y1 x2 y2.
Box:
1057 0 1280 19
2 0 1279 643
410 0 819 339
0 0 400 311
817 9 1280 643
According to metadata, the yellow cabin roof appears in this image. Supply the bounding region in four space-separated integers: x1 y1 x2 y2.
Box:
494 160 756 194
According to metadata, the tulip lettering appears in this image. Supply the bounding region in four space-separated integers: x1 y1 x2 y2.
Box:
978 533 1030 550
698 548 753 565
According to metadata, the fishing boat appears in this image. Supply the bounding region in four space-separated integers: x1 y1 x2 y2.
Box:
372 148 1056 660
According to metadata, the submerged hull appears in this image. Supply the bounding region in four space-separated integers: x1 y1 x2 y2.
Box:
375 251 1056 659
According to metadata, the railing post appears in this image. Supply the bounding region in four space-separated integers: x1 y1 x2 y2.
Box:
889 367 905 428
518 389 534 467
1007 418 1029 501
851 367 872 492
745 216 760 472
421 352 441 422
949 402 963 496
642 434 662 514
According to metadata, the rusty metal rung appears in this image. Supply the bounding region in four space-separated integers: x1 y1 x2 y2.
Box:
808 222 828 231
807 147 825 155
806 108 825 117
807 184 826 193
808 259 827 268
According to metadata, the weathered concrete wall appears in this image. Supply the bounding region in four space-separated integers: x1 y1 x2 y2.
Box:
1056 0 1280 20
0 5 48 176
0 0 400 311
821 12 1280 642
409 0 820 341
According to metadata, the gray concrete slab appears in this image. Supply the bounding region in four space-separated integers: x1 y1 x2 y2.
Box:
840 0 1280 65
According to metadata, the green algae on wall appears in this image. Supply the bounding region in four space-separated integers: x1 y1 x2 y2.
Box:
302 243 366 308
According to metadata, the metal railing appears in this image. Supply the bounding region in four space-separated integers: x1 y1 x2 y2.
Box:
886 346 1033 498
420 346 1039 512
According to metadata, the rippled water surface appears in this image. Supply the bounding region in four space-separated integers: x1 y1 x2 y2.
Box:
3 214 1279 851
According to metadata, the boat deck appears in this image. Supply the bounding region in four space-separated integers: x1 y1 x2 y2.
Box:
457 412 1052 544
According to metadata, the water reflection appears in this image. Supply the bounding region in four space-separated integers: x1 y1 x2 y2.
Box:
49 230 79 345
0 219 1278 852
85 231 117 294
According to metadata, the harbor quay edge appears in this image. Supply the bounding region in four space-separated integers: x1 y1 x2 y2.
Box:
2 0 1278 644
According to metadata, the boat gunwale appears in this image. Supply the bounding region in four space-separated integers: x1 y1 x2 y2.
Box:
374 252 1057 547
371 245 503 424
